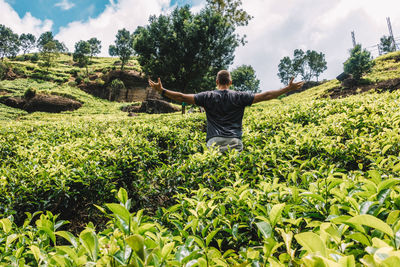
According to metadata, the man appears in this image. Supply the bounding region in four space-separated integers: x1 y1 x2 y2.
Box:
149 70 303 152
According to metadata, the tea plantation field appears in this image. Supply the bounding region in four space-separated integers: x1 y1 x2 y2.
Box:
1 52 400 265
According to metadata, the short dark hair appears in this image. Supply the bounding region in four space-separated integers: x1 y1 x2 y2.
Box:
216 70 231 85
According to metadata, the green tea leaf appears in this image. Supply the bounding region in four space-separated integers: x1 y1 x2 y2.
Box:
347 214 394 238
79 229 99 261
269 203 285 227
125 234 145 261
256 221 272 239
0 218 12 234
294 232 327 257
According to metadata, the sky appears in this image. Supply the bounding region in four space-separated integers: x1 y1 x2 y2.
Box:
1 0 400 90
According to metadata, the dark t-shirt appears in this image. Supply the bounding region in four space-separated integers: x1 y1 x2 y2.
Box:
194 89 254 141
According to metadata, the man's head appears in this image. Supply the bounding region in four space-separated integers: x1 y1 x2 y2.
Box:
216 70 232 88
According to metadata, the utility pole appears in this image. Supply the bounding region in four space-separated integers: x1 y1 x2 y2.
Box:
387 17 397 51
351 31 356 48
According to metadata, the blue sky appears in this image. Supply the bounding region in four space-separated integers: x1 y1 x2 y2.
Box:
5 0 202 34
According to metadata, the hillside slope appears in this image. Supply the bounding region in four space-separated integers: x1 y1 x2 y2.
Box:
0 51 400 265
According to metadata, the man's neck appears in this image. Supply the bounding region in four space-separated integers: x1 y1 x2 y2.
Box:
217 85 230 90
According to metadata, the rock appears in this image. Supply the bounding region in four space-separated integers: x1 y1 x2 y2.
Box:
0 94 82 113
122 99 180 114
138 99 180 114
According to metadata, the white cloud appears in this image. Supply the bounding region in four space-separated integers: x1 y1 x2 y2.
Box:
233 0 400 91
55 0 170 55
55 0 75 11
0 0 52 37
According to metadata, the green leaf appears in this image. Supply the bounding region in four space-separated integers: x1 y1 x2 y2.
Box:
347 233 371 246
206 229 219 247
125 234 145 261
161 242 175 261
393 162 400 172
0 218 12 234
6 234 19 247
387 210 400 225
382 144 392 155
105 203 131 225
55 231 78 248
347 214 394 238
368 170 381 185
256 221 272 239
300 192 325 202
30 245 41 263
294 232 327 257
269 203 285 227
79 229 98 261
117 188 128 204
338 255 356 267
377 178 400 193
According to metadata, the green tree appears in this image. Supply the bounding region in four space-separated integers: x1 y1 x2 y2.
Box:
88 37 101 60
206 0 252 27
0 24 20 61
39 41 60 72
133 6 239 93
277 56 294 85
37 31 67 53
109 29 134 71
304 50 327 82
343 44 375 82
277 49 327 84
379 35 396 54
73 40 91 75
19 33 36 54
231 64 260 93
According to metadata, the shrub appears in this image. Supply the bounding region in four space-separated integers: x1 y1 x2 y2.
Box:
95 78 105 86
75 75 83 85
110 78 125 90
69 68 80 77
24 88 36 99
30 53 39 62
343 44 375 82
0 62 8 80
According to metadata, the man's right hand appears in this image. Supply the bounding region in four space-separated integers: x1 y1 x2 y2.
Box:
148 78 163 93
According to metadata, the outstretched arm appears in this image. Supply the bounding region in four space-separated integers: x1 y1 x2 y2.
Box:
148 78 196 105
253 78 304 104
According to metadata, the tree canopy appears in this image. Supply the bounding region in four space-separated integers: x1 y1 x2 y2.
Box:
231 65 260 93
37 31 67 53
109 29 134 71
133 6 239 93
277 49 327 84
73 40 91 75
379 35 396 54
88 37 101 59
19 33 36 54
0 24 20 61
343 44 375 82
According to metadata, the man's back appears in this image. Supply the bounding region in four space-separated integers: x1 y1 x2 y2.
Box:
194 89 254 141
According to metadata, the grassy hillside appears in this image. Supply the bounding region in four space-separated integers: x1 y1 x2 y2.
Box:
0 52 400 265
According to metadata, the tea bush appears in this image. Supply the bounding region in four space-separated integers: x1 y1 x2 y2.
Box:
1 51 400 265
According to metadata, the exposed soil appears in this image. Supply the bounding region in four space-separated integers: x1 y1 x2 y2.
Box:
0 93 82 113
79 70 155 102
122 99 180 114
322 78 400 99
0 90 10 96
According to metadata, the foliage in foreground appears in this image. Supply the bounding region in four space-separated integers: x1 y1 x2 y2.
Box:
2 182 400 266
